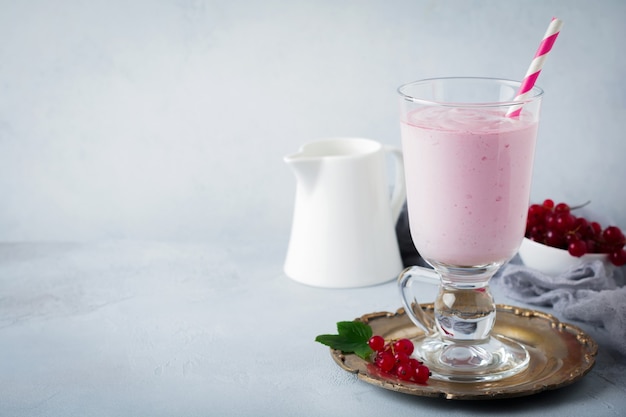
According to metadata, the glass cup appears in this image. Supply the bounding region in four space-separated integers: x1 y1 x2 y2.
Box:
397 77 543 382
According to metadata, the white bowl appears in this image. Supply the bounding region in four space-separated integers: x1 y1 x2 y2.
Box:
518 237 609 277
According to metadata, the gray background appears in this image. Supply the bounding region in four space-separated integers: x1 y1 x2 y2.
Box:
1 0 625 242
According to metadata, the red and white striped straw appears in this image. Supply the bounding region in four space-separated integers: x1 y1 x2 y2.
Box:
506 17 563 117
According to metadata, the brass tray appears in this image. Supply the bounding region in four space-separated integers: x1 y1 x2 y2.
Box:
330 304 598 400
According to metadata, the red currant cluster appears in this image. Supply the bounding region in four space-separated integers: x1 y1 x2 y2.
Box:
526 199 626 266
367 335 430 383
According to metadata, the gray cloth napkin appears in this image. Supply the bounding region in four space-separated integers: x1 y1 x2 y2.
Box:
494 259 626 354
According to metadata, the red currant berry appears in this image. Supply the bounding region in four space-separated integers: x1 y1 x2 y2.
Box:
568 240 588 257
554 202 570 214
565 232 582 244
375 351 395 372
528 225 545 241
555 213 575 233
368 335 385 352
590 222 603 236
603 226 625 247
395 363 414 381
393 338 415 356
544 213 557 230
586 239 598 253
414 365 431 383
526 216 541 230
409 358 422 369
545 229 566 248
609 249 626 267
573 216 589 232
528 204 546 220
542 199 555 209
393 351 411 366
579 224 595 240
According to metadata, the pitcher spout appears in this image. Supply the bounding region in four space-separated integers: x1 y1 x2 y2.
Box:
284 152 322 192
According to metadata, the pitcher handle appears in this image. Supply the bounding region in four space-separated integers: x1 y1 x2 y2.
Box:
397 266 439 336
384 146 406 221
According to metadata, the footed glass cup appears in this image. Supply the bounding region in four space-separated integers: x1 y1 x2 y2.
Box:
397 77 543 382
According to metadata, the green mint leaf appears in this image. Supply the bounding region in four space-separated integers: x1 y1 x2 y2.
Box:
336 321 372 341
315 321 374 360
352 342 375 360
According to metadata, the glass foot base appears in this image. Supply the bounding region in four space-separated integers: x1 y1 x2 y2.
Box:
413 334 530 383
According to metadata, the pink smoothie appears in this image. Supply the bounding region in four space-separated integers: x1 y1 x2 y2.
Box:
401 107 538 267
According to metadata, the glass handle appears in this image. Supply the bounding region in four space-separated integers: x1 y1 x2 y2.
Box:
397 266 438 336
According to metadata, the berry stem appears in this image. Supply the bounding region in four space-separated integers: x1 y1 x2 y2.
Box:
570 200 591 211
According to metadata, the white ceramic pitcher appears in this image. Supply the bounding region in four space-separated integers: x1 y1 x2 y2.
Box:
284 137 406 288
